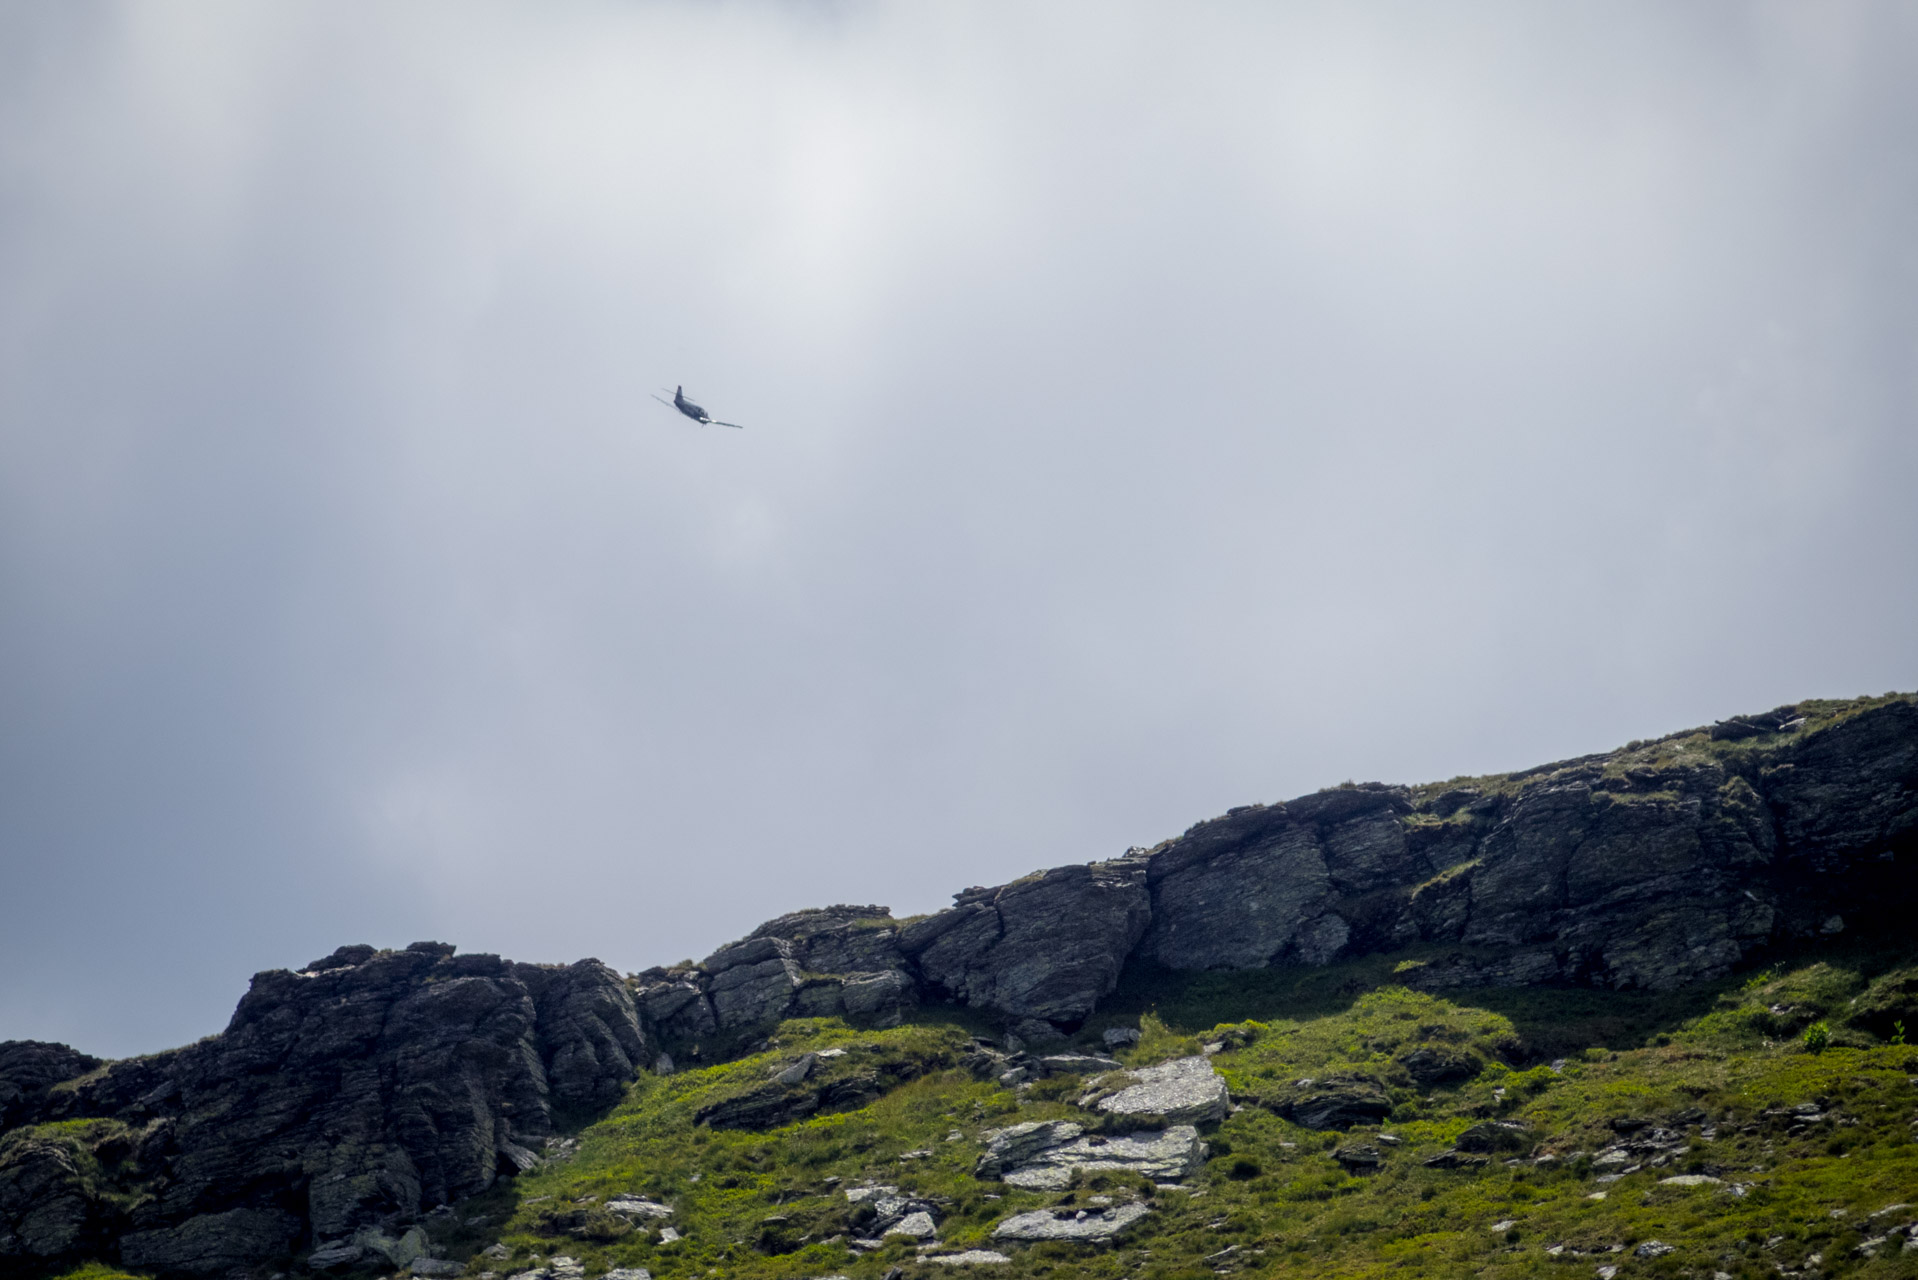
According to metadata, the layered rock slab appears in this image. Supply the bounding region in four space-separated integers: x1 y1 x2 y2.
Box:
992 1202 1152 1243
986 1123 1205 1190
1081 1056 1230 1125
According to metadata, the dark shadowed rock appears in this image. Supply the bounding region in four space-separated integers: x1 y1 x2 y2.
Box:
1276 1075 1391 1129
1396 1045 1482 1088
1142 816 1336 969
1332 1143 1384 1171
119 1207 301 1274
903 860 1152 1024
701 937 805 1031
0 1130 97 1260
1768 700 1918 877
0 1042 101 1131
1454 1120 1533 1154
520 959 649 1113
681 908 921 1035
634 976 717 1044
4 944 647 1272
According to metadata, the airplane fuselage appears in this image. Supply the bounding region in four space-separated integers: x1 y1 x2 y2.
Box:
673 390 709 422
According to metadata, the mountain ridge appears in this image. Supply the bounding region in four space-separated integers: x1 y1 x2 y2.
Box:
3 692 1914 1277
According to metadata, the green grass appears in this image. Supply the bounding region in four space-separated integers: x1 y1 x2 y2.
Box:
197 938 1909 1280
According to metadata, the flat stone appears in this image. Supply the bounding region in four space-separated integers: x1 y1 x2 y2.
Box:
976 1123 1083 1178
774 1053 818 1085
845 1183 901 1203
602 1270 652 1280
1041 1053 1124 1075
888 1211 938 1239
606 1195 673 1218
924 1250 1012 1265
1089 1056 1229 1124
411 1260 463 1277
1102 1027 1141 1048
1658 1175 1723 1188
308 1242 364 1268
992 1202 1153 1243
1000 1126 1206 1189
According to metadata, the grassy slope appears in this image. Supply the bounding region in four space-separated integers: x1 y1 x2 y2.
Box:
102 940 1899 1280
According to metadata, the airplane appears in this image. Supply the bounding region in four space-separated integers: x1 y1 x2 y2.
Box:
652 385 743 429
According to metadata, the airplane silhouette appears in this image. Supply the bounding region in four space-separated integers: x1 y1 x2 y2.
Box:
651 385 743 429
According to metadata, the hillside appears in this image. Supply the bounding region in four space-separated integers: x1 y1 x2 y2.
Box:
3 694 1915 1280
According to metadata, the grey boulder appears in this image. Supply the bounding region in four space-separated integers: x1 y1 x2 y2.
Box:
992 1202 1152 1243
901 860 1151 1024
1084 1056 1229 1125
998 1126 1206 1190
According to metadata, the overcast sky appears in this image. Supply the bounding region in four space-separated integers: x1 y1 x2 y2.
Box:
3 1 1915 1059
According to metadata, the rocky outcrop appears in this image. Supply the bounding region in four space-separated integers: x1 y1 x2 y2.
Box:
1127 697 1917 993
623 697 1916 1046
632 906 920 1046
0 1042 101 1131
0 1128 103 1260
899 860 1151 1025
0 943 647 1274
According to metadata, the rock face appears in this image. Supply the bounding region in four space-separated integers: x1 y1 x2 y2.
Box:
631 905 920 1045
0 1042 102 1131
900 862 1152 1025
622 698 1916 1049
1129 698 1918 993
0 943 647 1273
0 1129 101 1260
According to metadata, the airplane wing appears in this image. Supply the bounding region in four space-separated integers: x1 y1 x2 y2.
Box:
650 394 673 407
710 420 744 429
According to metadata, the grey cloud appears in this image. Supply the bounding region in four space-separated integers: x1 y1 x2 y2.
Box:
1 1 1914 1056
